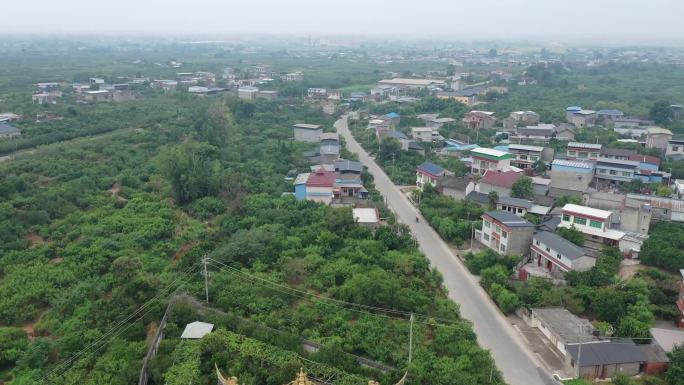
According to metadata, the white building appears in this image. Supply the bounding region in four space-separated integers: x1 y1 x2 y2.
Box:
238 86 259 100
411 127 434 142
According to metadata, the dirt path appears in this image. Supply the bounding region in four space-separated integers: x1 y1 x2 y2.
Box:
25 231 49 247
619 260 646 280
172 241 199 264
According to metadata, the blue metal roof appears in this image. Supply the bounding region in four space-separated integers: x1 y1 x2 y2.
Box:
385 112 400 119
566 106 582 111
417 161 444 176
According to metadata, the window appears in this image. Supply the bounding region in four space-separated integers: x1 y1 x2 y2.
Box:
535 240 540 246
609 170 617 175
518 208 523 214
562 214 571 221
568 150 576 156
591 152 599 158
573 216 587 225
483 234 490 241
578 152 588 158
556 253 562 259
673 146 679 152
520 155 527 160
484 221 490 228
622 171 631 177
598 168 607 174
495 225 501 233
590 220 603 229
545 247 551 252
531 156 538 161
500 244 506 252
502 231 507 238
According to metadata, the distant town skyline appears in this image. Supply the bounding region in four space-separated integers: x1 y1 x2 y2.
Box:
3 0 684 44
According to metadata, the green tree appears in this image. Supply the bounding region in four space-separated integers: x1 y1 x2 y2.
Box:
556 195 582 206
511 176 534 199
668 345 684 385
557 226 584 246
480 264 510 291
656 185 672 197
532 160 547 174
487 191 499 209
155 141 222 204
378 138 402 163
650 100 672 125
0 327 27 369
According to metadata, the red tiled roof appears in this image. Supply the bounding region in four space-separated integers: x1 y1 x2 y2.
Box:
628 154 661 166
481 170 522 188
306 171 336 187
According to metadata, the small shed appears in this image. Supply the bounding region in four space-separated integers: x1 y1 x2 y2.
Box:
181 321 214 339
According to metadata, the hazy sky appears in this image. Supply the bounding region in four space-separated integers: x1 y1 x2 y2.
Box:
3 0 684 42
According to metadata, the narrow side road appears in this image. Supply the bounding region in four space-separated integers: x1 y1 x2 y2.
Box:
336 116 555 385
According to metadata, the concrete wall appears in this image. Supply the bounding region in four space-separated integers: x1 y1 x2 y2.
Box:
478 182 512 197
507 228 534 257
294 128 322 143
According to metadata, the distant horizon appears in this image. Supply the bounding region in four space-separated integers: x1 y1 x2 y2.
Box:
3 0 684 46
1 32 684 49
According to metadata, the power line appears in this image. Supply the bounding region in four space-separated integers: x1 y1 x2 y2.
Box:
206 258 461 328
40 263 202 384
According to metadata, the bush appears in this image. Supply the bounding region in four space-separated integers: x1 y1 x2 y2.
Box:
480 264 510 291
188 196 226 220
465 249 519 275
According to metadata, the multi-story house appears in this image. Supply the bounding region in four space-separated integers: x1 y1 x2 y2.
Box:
530 231 595 275
507 144 553 169
307 88 328 99
496 196 533 217
594 158 640 184
411 127 435 142
478 211 535 256
305 171 336 205
666 139 684 160
470 147 512 175
572 110 597 128
566 142 602 161
416 162 451 190
238 86 259 100
510 124 556 143
506 110 540 128
462 111 496 129
600 148 637 160
558 204 625 251
646 127 673 152
293 123 322 143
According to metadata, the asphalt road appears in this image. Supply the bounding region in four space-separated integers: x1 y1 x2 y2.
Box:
336 116 555 385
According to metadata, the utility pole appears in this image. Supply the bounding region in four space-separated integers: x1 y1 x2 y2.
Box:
392 152 396 177
576 324 583 379
203 257 209 303
489 361 494 384
408 313 414 365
